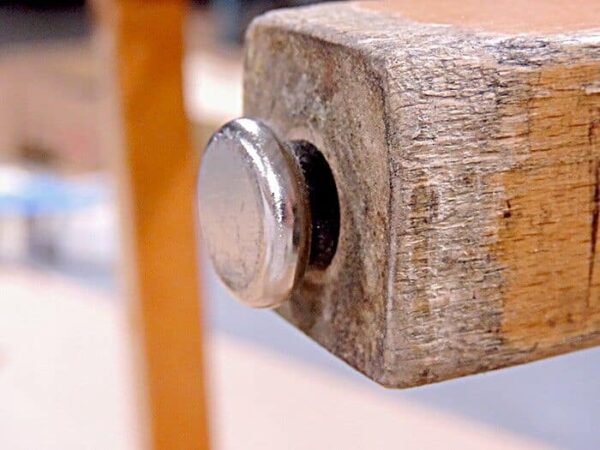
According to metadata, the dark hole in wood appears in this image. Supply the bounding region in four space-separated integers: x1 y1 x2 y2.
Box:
289 140 340 270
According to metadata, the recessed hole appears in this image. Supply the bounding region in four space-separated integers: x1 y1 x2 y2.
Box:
289 140 340 270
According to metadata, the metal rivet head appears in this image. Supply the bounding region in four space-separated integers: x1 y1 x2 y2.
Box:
198 118 310 309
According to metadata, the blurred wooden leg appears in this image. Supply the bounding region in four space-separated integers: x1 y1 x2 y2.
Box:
93 1 210 448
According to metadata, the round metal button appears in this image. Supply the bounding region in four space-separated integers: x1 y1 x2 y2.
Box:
198 118 309 308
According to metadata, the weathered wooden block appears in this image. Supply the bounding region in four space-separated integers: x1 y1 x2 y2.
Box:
244 0 600 387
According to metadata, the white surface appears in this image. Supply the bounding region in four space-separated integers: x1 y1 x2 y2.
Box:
0 266 548 450
184 52 243 125
0 267 140 450
211 333 548 450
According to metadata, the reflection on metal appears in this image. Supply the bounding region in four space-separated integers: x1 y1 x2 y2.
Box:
198 118 308 308
198 118 339 309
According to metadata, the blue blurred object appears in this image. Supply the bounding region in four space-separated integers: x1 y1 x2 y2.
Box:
0 167 109 263
0 167 106 217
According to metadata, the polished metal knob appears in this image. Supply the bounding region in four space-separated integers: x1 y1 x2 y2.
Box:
198 118 339 309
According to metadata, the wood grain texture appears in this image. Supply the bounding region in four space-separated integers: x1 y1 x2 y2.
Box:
95 0 211 446
244 1 600 387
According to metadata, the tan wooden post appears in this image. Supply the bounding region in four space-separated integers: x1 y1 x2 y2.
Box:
93 1 210 448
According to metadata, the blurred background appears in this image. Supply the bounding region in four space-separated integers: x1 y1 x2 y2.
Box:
0 1 599 449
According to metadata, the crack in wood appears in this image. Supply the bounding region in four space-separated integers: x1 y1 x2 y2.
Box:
589 119 600 307
589 161 600 307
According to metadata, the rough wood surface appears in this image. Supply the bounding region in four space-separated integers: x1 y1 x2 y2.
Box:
244 1 600 387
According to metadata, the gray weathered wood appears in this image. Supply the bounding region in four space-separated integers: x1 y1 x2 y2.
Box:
244 1 600 387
